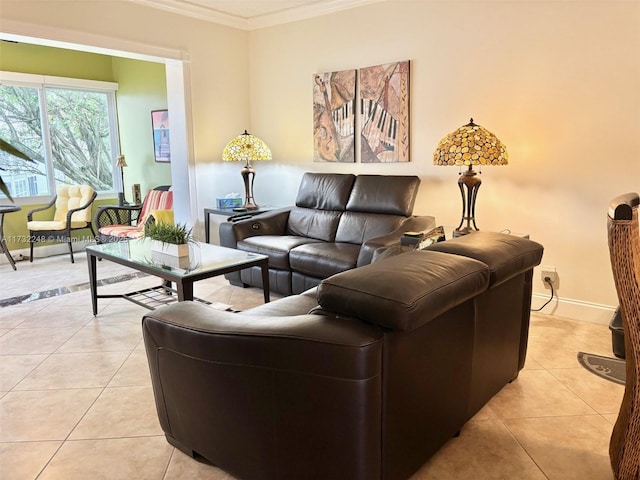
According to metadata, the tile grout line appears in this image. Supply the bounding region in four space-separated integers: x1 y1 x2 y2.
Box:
0 272 149 308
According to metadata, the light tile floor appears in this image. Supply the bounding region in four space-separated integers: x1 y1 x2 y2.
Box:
0 253 623 480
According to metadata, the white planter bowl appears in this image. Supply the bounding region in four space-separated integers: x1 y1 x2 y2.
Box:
150 239 190 257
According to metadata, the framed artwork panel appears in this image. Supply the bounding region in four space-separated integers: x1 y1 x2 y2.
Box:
359 60 410 163
151 109 170 163
312 69 356 162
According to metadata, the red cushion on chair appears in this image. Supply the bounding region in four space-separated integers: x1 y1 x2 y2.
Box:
139 190 173 224
98 225 145 239
98 189 173 240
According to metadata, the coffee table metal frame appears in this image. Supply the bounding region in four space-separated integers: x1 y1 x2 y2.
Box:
86 239 269 315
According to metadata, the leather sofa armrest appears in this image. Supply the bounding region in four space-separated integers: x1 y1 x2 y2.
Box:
357 215 436 266
219 208 291 248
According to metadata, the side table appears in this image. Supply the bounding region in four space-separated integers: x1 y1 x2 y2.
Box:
443 226 529 240
204 206 279 244
0 204 22 270
401 226 529 249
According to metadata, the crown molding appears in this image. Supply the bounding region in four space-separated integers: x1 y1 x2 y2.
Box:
127 0 386 30
248 0 387 30
127 0 248 29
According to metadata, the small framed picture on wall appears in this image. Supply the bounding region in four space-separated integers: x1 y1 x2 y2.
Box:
151 109 170 163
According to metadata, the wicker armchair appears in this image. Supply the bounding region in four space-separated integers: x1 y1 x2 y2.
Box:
94 186 172 244
608 192 640 480
26 185 97 264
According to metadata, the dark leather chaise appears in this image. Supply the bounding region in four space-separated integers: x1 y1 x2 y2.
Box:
220 172 435 295
142 232 544 480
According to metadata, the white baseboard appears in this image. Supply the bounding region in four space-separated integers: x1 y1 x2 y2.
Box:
532 292 616 326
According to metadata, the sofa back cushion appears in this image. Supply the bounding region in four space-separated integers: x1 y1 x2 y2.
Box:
427 232 544 288
317 250 490 332
345 175 420 216
287 208 342 242
287 173 356 242
295 172 355 210
335 211 405 244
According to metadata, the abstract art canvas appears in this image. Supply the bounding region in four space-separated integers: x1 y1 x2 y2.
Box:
312 69 356 162
151 109 170 163
359 60 410 163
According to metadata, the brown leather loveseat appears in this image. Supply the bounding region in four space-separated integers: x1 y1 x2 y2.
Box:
142 232 544 480
219 172 435 295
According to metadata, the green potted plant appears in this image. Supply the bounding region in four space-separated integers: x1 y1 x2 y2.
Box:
144 221 193 257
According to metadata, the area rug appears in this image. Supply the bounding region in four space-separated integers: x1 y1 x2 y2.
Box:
577 352 626 385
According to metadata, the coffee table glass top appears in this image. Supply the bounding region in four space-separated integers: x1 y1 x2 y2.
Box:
0 205 22 214
86 239 267 278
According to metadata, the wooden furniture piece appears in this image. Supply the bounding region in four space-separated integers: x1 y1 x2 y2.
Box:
607 192 640 480
0 204 21 270
85 238 270 315
94 186 172 244
26 185 97 263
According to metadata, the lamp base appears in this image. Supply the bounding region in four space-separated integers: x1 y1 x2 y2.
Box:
241 163 259 210
455 165 482 235
117 193 129 207
453 226 478 237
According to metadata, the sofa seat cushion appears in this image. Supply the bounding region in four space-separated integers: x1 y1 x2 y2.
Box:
28 220 89 231
427 232 544 287
238 235 319 270
317 250 490 332
290 242 361 278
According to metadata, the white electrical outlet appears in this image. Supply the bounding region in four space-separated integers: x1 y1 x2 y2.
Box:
540 265 558 286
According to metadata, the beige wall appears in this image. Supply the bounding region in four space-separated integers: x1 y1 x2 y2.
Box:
246 0 640 319
112 57 171 196
1 0 638 319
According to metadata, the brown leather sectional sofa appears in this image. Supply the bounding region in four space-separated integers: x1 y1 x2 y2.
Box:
219 172 436 295
143 231 544 480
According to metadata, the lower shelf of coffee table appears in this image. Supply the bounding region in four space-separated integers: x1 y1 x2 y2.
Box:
102 284 236 311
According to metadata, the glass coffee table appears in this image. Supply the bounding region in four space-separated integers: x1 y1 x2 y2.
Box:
86 238 269 315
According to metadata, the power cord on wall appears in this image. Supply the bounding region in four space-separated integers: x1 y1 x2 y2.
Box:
531 276 555 312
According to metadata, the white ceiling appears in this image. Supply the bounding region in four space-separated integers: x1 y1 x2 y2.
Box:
127 0 385 30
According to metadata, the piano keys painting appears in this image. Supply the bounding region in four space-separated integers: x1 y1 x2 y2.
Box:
359 60 410 163
313 60 410 163
313 69 356 162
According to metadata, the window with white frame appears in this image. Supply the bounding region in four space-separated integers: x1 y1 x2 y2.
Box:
0 71 120 199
